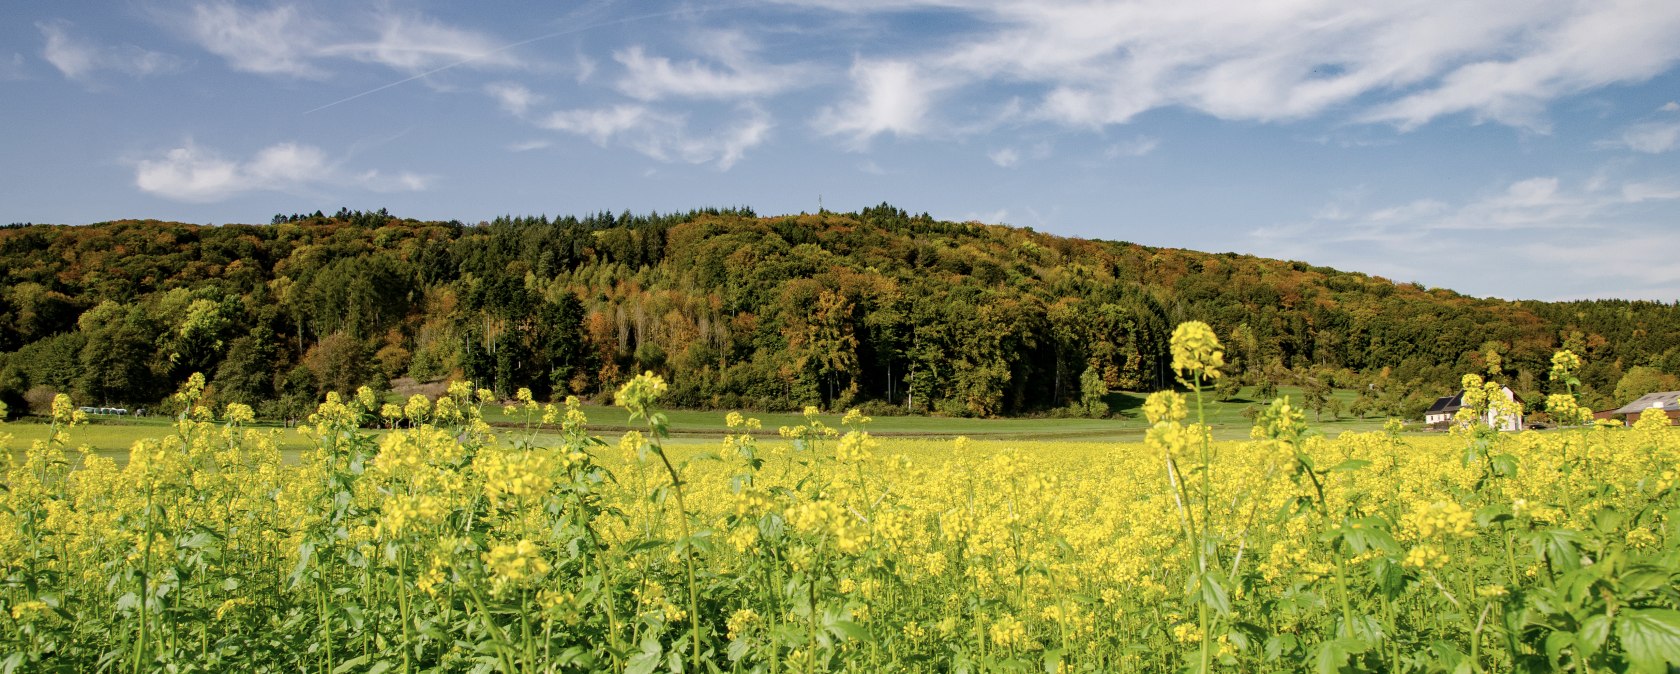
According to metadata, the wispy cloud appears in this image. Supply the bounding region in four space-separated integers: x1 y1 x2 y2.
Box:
38 19 180 83
781 0 1680 134
134 141 431 202
1105 135 1159 158
506 139 551 152
988 147 1019 167
1250 173 1680 299
1600 104 1680 153
180 3 324 77
613 33 813 101
177 2 523 78
321 11 522 73
540 104 772 169
1610 122 1680 153
485 82 543 117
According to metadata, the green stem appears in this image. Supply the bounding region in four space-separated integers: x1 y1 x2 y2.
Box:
1194 373 1212 674
652 443 704 673
397 551 414 674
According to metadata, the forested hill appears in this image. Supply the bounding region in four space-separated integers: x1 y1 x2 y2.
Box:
1 205 1677 420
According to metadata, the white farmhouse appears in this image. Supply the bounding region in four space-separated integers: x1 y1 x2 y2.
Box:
1423 386 1524 431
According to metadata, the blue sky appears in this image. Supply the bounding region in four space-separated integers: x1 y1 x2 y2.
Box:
4 1 1680 301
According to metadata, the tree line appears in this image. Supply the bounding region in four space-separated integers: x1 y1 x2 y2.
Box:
1 205 1677 421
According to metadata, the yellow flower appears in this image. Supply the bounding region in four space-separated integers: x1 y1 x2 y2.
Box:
1250 396 1305 442
1401 500 1477 541
356 386 378 411
989 613 1028 649
727 608 760 640
1169 321 1225 381
224 402 255 425
1634 406 1671 430
483 539 549 592
1549 350 1581 382
1403 544 1449 570
10 600 49 623
614 372 668 419
1171 621 1203 644
1143 390 1187 425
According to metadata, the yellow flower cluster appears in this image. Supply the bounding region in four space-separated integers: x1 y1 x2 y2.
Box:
988 613 1028 649
1169 321 1225 381
1402 500 1477 541
482 538 549 593
726 608 759 640
476 448 556 510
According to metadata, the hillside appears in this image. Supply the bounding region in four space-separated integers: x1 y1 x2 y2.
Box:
1 205 1676 420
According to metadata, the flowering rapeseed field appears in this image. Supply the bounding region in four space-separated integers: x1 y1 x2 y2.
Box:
3 331 1679 673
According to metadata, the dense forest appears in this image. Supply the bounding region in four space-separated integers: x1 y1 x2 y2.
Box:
2 205 1678 421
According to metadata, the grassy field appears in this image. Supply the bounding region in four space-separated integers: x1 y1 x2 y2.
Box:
6 385 1391 459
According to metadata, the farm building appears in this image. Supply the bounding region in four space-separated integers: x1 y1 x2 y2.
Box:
1424 387 1525 431
1608 391 1680 426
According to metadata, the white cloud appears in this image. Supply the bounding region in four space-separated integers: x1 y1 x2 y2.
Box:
813 60 941 146
182 3 324 77
541 104 771 169
135 141 430 202
614 37 811 100
38 19 179 82
506 139 552 152
1621 180 1680 202
1607 121 1680 153
1663 101 1680 112
1250 173 1680 299
988 148 1019 167
1105 136 1159 158
485 82 543 116
540 105 657 144
780 0 1680 133
178 3 520 78
322 11 521 72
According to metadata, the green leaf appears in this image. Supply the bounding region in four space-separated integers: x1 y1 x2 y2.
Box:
1474 505 1513 527
1620 565 1674 595
1578 614 1609 658
1593 508 1624 534
625 641 662 674
330 654 370 673
727 638 750 663
1311 638 1352 674
1490 454 1519 477
1616 609 1680 674
1327 459 1370 473
177 529 216 550
1342 518 1400 555
1532 529 1582 572
1198 572 1232 616
828 620 873 643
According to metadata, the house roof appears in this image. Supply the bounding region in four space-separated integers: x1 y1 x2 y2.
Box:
1426 387 1523 416
1612 391 1680 416
1426 393 1462 415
